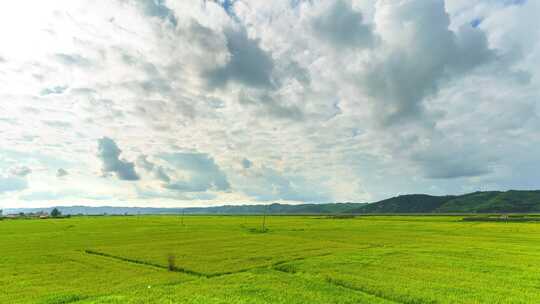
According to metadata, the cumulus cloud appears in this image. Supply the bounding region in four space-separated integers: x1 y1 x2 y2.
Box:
411 146 493 179
8 166 32 177
159 152 230 192
42 120 72 128
136 155 155 171
235 166 331 202
40 86 68 96
205 27 274 89
0 0 539 206
362 0 495 125
241 158 252 169
0 175 28 193
56 168 69 178
97 137 139 181
136 155 171 183
133 0 177 26
238 90 304 120
311 0 374 48
55 53 92 67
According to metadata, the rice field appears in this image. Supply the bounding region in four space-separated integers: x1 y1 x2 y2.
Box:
2 215 540 303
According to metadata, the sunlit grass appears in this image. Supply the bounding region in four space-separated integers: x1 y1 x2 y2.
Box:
1 215 540 303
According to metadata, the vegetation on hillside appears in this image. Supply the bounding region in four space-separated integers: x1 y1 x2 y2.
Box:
6 190 540 216
348 194 453 213
348 190 540 213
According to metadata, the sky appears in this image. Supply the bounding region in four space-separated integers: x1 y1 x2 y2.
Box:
0 0 539 208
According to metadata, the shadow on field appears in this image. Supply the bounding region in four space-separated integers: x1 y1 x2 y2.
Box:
239 224 270 234
462 215 540 222
318 215 357 219
39 293 87 304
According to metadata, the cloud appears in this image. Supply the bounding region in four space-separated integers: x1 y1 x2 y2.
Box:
411 147 492 179
241 158 252 169
97 137 139 181
0 175 27 193
19 191 68 201
42 120 72 128
362 0 494 125
311 0 374 48
56 168 69 178
159 152 230 192
136 186 218 201
238 90 304 120
236 166 331 202
40 86 68 96
205 27 274 89
213 0 237 17
0 0 539 205
134 0 177 26
504 0 527 6
136 155 171 183
136 155 155 171
55 53 91 67
8 166 32 177
154 166 171 183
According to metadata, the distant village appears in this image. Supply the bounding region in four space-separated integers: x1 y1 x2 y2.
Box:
0 208 65 219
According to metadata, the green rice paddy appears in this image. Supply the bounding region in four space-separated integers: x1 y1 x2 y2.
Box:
2 215 540 303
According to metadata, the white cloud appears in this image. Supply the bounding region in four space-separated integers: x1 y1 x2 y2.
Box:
56 168 69 178
0 176 28 194
159 152 230 192
0 0 539 207
9 166 32 177
97 137 139 181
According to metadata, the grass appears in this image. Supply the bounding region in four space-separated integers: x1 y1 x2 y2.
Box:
2 215 540 303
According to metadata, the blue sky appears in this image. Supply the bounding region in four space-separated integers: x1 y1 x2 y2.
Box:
0 0 539 208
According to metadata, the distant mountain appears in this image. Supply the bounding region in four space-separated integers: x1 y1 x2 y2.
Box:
188 202 363 214
3 203 366 216
435 190 540 213
5 190 540 216
347 194 454 213
347 190 540 213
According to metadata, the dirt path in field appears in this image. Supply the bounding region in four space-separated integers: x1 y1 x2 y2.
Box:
84 249 399 303
84 249 330 278
84 249 207 277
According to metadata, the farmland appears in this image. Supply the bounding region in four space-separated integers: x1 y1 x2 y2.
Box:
2 215 540 303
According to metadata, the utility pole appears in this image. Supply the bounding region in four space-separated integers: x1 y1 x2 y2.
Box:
181 209 184 226
261 204 270 232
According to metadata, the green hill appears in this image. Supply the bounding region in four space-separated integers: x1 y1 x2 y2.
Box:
436 190 540 213
349 190 540 213
348 194 454 213
182 202 365 214
6 190 540 216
